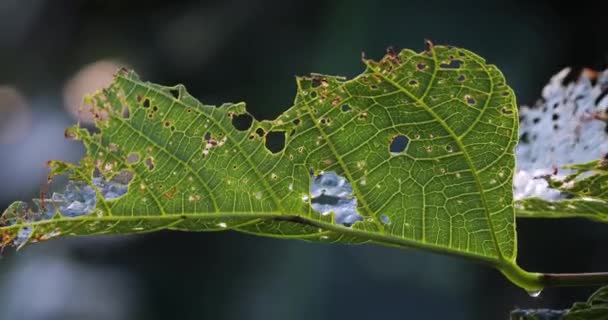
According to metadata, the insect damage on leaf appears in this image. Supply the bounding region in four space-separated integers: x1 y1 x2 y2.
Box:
515 67 608 223
515 67 608 201
0 160 133 248
308 171 362 226
1 44 520 278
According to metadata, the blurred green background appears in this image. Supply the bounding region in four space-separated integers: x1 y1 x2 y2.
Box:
0 0 607 319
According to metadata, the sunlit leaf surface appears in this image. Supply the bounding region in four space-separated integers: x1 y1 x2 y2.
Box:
1 45 520 271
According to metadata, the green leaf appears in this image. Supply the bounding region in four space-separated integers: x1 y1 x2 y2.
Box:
516 160 608 223
508 286 608 320
565 285 608 320
2 45 533 288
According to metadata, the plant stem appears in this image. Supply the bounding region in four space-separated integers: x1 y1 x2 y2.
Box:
500 262 608 291
541 272 608 288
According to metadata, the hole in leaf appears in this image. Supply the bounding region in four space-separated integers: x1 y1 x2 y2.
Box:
310 91 318 99
255 128 265 137
231 113 253 131
142 98 150 108
126 152 140 164
520 132 530 144
169 88 179 99
457 75 466 82
440 59 463 69
35 170 135 224
390 135 409 154
502 107 513 115
100 169 133 200
293 119 301 126
445 145 453 152
312 77 322 88
341 104 351 112
265 131 286 154
465 95 476 105
416 62 426 70
144 157 155 171
309 172 362 226
53 181 98 217
380 215 391 225
121 106 130 119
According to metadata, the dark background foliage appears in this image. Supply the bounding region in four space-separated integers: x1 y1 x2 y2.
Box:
0 0 607 319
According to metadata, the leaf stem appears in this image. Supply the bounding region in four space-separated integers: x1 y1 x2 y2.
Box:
499 262 608 292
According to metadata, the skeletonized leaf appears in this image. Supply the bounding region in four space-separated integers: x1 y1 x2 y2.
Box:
514 67 608 223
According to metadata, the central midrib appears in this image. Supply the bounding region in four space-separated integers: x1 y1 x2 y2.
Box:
3 211 499 265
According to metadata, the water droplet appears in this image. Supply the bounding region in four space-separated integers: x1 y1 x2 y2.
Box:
217 222 227 228
527 289 542 298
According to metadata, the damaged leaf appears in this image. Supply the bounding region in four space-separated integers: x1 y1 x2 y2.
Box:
2 45 529 289
565 285 608 320
514 67 608 223
517 160 608 223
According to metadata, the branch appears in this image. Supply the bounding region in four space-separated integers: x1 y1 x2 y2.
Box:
541 272 608 288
